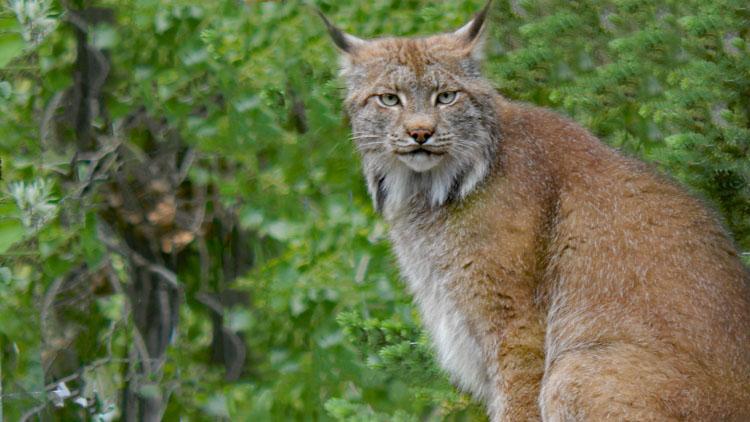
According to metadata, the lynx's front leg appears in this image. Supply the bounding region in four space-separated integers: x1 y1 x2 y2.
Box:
401 235 546 421
452 270 545 422
490 318 545 421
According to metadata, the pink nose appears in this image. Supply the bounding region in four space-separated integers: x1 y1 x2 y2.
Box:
408 128 434 144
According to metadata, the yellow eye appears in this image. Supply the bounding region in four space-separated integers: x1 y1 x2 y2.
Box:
437 91 457 105
378 93 400 107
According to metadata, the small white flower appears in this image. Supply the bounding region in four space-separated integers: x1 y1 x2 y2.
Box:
8 178 57 231
94 403 119 422
7 0 59 46
49 382 71 407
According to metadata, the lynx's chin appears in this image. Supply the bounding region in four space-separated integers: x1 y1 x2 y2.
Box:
396 150 445 172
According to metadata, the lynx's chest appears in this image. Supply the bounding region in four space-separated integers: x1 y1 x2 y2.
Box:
389 223 493 402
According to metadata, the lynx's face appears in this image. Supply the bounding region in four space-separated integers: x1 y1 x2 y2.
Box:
322 4 499 217
346 45 488 173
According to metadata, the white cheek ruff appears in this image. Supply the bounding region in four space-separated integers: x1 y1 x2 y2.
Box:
364 143 491 219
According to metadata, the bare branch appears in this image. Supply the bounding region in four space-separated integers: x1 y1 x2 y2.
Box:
97 223 182 291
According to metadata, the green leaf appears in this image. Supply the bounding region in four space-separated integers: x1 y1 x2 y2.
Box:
0 81 11 99
203 393 230 418
0 266 11 283
0 218 25 254
81 213 105 267
0 32 25 69
82 363 121 411
265 220 300 241
138 383 161 400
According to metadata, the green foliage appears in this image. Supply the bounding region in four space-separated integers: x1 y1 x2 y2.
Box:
488 0 750 249
337 311 439 384
0 0 748 420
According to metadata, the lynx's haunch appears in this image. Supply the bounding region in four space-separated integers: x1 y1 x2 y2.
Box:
322 2 750 420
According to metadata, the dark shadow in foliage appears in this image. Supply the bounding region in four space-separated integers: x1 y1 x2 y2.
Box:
31 3 258 420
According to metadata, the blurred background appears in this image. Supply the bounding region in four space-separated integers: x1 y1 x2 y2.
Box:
0 0 747 420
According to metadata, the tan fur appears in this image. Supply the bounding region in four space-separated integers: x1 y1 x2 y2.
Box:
323 5 750 421
446 100 750 420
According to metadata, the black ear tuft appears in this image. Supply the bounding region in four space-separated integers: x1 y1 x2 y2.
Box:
456 0 492 44
317 9 358 54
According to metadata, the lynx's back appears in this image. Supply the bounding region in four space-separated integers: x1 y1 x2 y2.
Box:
322 4 750 421
497 102 750 420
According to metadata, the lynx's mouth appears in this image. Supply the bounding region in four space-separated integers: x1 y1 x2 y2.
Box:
394 145 447 156
395 147 446 172
404 148 445 156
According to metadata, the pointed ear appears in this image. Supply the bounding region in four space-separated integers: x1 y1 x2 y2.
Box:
453 0 492 60
316 9 366 54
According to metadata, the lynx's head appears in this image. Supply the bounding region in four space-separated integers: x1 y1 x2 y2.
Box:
322 2 500 218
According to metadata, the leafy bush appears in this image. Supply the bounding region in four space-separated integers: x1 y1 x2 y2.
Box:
0 0 747 420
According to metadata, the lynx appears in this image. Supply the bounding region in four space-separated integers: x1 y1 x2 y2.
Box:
321 3 750 420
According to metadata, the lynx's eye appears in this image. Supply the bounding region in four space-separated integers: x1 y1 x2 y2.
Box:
436 91 458 105
377 93 401 107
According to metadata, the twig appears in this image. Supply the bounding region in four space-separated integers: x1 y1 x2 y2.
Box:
40 276 65 341
19 403 46 422
73 138 122 200
97 223 182 291
189 183 207 234
175 148 196 185
43 357 134 393
61 8 87 33
104 265 153 375
40 91 64 147
195 292 223 314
